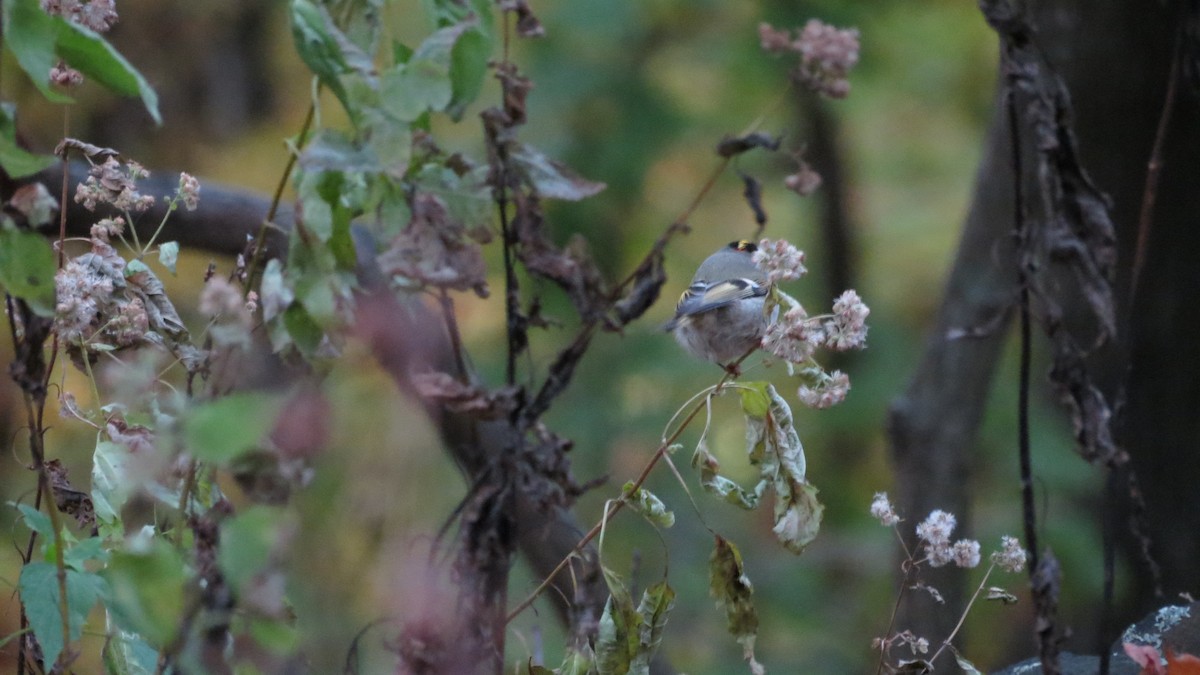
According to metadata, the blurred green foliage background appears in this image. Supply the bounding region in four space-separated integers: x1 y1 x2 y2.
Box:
0 0 1116 672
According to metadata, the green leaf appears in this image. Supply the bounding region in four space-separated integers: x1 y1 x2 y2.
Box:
0 228 56 316
392 40 413 65
291 0 352 109
290 0 374 115
692 435 764 510
709 536 763 674
248 617 299 655
54 19 161 123
412 162 492 229
281 303 325 355
103 540 186 646
380 58 451 122
630 581 675 672
2 0 71 103
218 505 285 592
184 392 284 463
13 501 53 538
123 258 151 279
622 482 674 528
3 0 161 120
20 562 107 666
102 619 158 675
555 646 596 675
92 440 133 525
297 171 337 242
157 241 179 275
446 24 489 120
0 104 54 177
64 536 108 571
595 595 635 675
509 143 606 201
339 0 383 56
738 381 771 419
361 108 413 178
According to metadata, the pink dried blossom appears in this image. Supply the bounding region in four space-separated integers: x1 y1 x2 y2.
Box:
991 535 1026 573
761 305 821 364
756 20 860 98
797 369 849 409
90 217 125 242
784 164 822 196
43 0 118 32
199 277 249 321
793 19 860 98
74 156 155 213
916 509 960 567
758 22 792 54
178 172 201 211
77 0 118 32
916 509 956 547
950 539 981 568
824 289 870 350
869 492 900 526
50 61 84 87
752 238 807 284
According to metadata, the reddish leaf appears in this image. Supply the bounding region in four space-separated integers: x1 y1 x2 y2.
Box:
1167 648 1200 674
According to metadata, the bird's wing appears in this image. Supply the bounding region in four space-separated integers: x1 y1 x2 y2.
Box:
672 277 766 318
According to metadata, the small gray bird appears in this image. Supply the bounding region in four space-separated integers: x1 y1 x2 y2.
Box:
666 240 768 366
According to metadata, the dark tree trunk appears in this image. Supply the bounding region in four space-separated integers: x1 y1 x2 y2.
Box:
889 0 1200 659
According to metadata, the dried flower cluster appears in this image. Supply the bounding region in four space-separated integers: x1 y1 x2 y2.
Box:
41 0 118 33
753 239 869 409
54 238 148 351
784 161 822 196
199 277 256 347
50 61 84 88
870 492 900 526
872 495 1028 574
915 509 976 568
178 172 201 211
54 157 202 371
826 290 871 350
760 306 821 364
759 20 860 99
991 535 1027 573
75 157 155 213
751 238 807 284
796 369 850 409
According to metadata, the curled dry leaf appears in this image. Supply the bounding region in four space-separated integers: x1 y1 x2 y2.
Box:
716 131 782 158
8 183 58 228
512 192 608 323
412 371 521 420
376 193 490 298
612 246 666 327
740 171 767 225
45 459 95 529
500 0 544 38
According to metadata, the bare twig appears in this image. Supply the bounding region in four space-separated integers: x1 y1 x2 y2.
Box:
1129 26 1183 303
